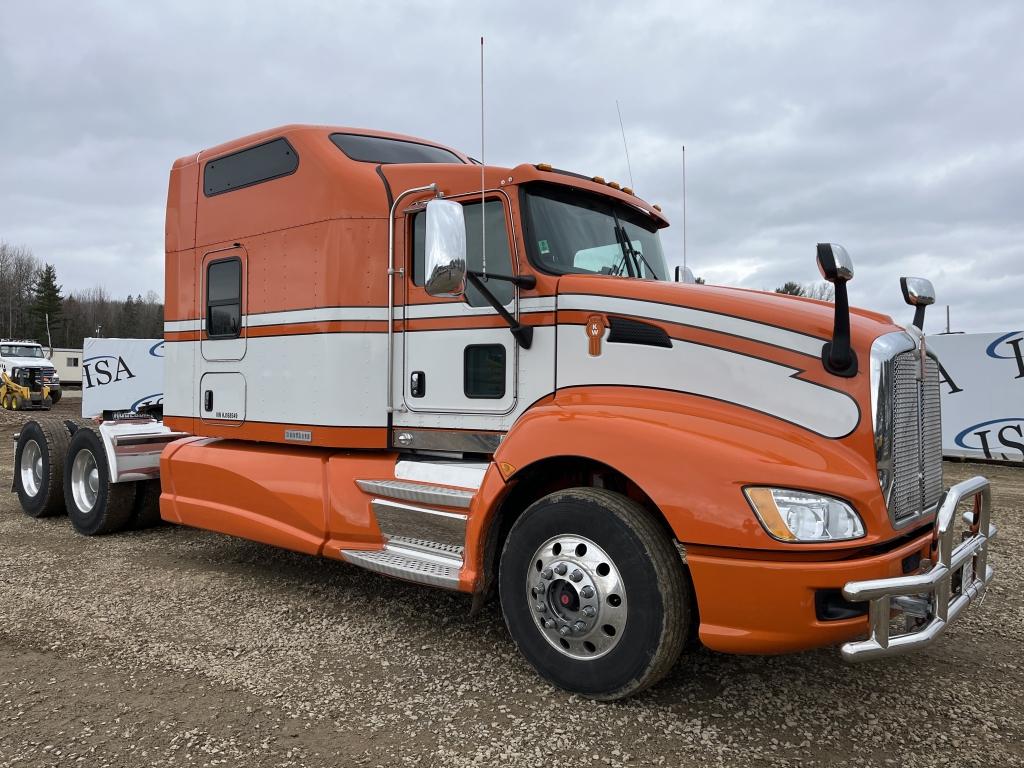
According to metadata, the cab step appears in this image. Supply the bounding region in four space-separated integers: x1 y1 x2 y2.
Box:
355 479 474 509
339 536 463 590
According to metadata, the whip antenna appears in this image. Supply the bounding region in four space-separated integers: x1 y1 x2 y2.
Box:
480 36 486 278
682 144 687 274
616 99 634 189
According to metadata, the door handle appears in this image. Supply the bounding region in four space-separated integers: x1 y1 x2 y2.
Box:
410 371 426 398
204 389 213 412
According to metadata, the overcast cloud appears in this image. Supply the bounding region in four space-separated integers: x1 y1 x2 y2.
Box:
1 1 1021 332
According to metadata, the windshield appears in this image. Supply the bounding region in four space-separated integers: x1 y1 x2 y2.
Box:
1 344 43 358
522 183 667 280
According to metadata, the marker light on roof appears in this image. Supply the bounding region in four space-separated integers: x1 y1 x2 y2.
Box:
536 163 553 171
607 181 621 190
622 187 634 195
592 176 606 184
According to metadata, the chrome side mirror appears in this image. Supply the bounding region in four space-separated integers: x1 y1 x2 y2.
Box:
900 277 935 306
816 243 857 377
816 243 854 283
900 276 935 330
424 199 467 297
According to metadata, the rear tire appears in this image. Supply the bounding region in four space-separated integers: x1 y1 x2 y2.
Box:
63 426 135 535
498 488 690 701
14 419 69 518
130 479 163 529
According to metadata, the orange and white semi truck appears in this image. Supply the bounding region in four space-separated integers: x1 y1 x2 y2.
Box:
12 125 997 700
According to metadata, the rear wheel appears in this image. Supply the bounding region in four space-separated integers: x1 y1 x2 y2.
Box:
63 426 135 535
499 488 690 701
49 390 62 405
14 419 69 518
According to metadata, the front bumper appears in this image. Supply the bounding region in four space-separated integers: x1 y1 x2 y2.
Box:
840 475 996 661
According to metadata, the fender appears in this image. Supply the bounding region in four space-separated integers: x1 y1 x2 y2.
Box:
485 386 894 556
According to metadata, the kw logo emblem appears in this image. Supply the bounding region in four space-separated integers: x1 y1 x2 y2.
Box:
586 314 607 357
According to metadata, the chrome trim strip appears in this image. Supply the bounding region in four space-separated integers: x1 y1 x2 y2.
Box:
357 479 474 508
370 498 468 550
841 476 996 661
392 428 502 454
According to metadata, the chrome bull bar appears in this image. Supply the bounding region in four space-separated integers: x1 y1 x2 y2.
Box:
841 475 996 662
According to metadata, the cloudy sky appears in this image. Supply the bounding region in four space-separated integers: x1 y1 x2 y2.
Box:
1 1 1020 332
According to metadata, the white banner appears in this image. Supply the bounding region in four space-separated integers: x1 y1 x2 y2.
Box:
81 338 164 418
928 331 1024 463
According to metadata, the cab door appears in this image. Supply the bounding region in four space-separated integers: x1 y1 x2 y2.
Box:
396 193 519 434
199 246 247 424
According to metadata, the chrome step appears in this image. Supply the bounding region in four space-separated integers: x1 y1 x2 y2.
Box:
356 479 475 509
339 536 463 590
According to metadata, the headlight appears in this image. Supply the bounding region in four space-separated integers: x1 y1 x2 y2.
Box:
744 487 865 542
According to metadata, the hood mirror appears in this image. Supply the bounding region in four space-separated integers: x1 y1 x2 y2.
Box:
424 199 467 297
900 276 935 330
816 243 857 378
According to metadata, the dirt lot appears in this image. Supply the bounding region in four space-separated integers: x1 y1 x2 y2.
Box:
0 401 1021 768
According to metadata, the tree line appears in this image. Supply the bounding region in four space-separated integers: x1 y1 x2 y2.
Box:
0 242 163 349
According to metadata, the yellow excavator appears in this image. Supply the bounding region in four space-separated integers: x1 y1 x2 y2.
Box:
0 369 54 410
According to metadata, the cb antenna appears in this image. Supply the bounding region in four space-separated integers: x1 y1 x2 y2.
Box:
480 36 487 279
682 144 687 275
615 99 635 189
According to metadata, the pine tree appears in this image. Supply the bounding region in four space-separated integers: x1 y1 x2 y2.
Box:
121 294 139 337
775 281 806 297
30 263 63 346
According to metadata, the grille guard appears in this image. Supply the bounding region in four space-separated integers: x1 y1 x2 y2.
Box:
841 476 996 661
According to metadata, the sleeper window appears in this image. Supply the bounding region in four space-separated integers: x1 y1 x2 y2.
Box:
207 259 241 338
412 199 515 307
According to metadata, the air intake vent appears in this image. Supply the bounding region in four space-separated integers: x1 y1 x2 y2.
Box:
606 316 672 348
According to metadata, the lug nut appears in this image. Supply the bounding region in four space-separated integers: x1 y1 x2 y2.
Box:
580 586 595 599
558 624 572 636
572 621 587 633
569 569 583 582
535 581 546 593
554 563 568 576
541 568 553 580
582 606 596 617
543 619 556 629
535 602 546 613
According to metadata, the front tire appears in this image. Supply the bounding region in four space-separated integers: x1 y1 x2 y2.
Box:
63 426 135 535
50 389 62 405
498 488 690 701
14 419 69 518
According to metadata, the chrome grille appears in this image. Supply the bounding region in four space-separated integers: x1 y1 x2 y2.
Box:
887 350 943 523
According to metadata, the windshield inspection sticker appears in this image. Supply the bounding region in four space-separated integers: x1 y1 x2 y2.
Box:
538 239 550 254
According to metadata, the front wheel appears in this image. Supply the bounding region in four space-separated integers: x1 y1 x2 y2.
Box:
49 389 62 405
498 488 691 701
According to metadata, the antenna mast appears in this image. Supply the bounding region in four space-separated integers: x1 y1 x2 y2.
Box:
616 100 634 189
682 145 687 274
480 36 486 278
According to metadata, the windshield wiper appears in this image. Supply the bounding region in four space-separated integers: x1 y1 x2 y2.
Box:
613 218 659 280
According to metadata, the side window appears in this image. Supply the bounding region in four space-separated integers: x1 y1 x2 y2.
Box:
464 344 506 398
207 258 242 338
67 357 79 367
412 199 515 307
204 138 298 196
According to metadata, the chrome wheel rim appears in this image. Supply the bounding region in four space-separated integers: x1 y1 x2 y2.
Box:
526 534 628 660
70 449 100 514
20 440 43 497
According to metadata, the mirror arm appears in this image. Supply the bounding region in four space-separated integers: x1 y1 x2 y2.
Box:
465 272 534 349
913 305 927 331
467 270 536 289
821 279 858 377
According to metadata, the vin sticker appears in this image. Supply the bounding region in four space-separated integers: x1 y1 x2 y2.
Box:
284 429 312 442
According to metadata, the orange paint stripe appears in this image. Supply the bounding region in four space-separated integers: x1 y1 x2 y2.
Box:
164 417 389 449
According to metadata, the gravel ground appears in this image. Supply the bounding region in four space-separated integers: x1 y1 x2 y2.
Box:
0 401 1021 767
